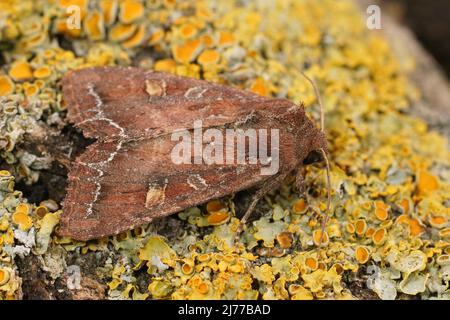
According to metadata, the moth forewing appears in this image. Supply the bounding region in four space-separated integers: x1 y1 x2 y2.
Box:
60 67 327 240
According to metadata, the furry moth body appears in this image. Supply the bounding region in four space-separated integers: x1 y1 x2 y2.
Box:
60 66 327 241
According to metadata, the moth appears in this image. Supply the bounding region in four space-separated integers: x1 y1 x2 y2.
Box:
60 66 328 241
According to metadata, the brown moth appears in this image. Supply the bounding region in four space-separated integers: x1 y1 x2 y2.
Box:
60 66 327 241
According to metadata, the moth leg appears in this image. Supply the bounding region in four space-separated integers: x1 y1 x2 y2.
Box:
295 167 305 197
234 171 291 245
319 148 332 245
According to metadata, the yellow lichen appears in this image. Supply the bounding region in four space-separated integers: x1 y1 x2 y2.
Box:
355 219 367 236
396 214 424 237
292 199 307 214
374 201 389 221
122 24 147 48
207 211 230 226
11 203 32 231
9 61 33 81
198 49 220 66
109 23 137 42
429 216 447 229
0 0 449 301
312 229 329 246
355 246 370 264
0 75 15 96
417 171 438 195
172 39 203 64
179 23 198 39
250 78 268 96
84 11 105 41
0 268 10 286
100 0 118 26
139 236 177 268
119 0 144 24
372 228 387 245
34 65 51 79
218 31 235 46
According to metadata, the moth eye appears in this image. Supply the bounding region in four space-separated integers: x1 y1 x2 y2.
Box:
303 149 323 165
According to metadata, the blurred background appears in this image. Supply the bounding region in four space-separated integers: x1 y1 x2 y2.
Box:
380 0 450 79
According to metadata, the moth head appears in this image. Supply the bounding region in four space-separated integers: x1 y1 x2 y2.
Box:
300 122 328 166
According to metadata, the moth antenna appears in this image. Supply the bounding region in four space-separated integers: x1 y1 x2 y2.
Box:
299 71 325 132
319 148 331 245
300 70 331 245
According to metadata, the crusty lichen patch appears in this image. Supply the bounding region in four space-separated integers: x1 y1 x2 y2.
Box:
0 0 449 300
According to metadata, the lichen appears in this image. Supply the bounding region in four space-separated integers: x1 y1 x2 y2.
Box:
0 0 448 300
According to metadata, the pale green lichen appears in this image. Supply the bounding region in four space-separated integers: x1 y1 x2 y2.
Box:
0 0 448 300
